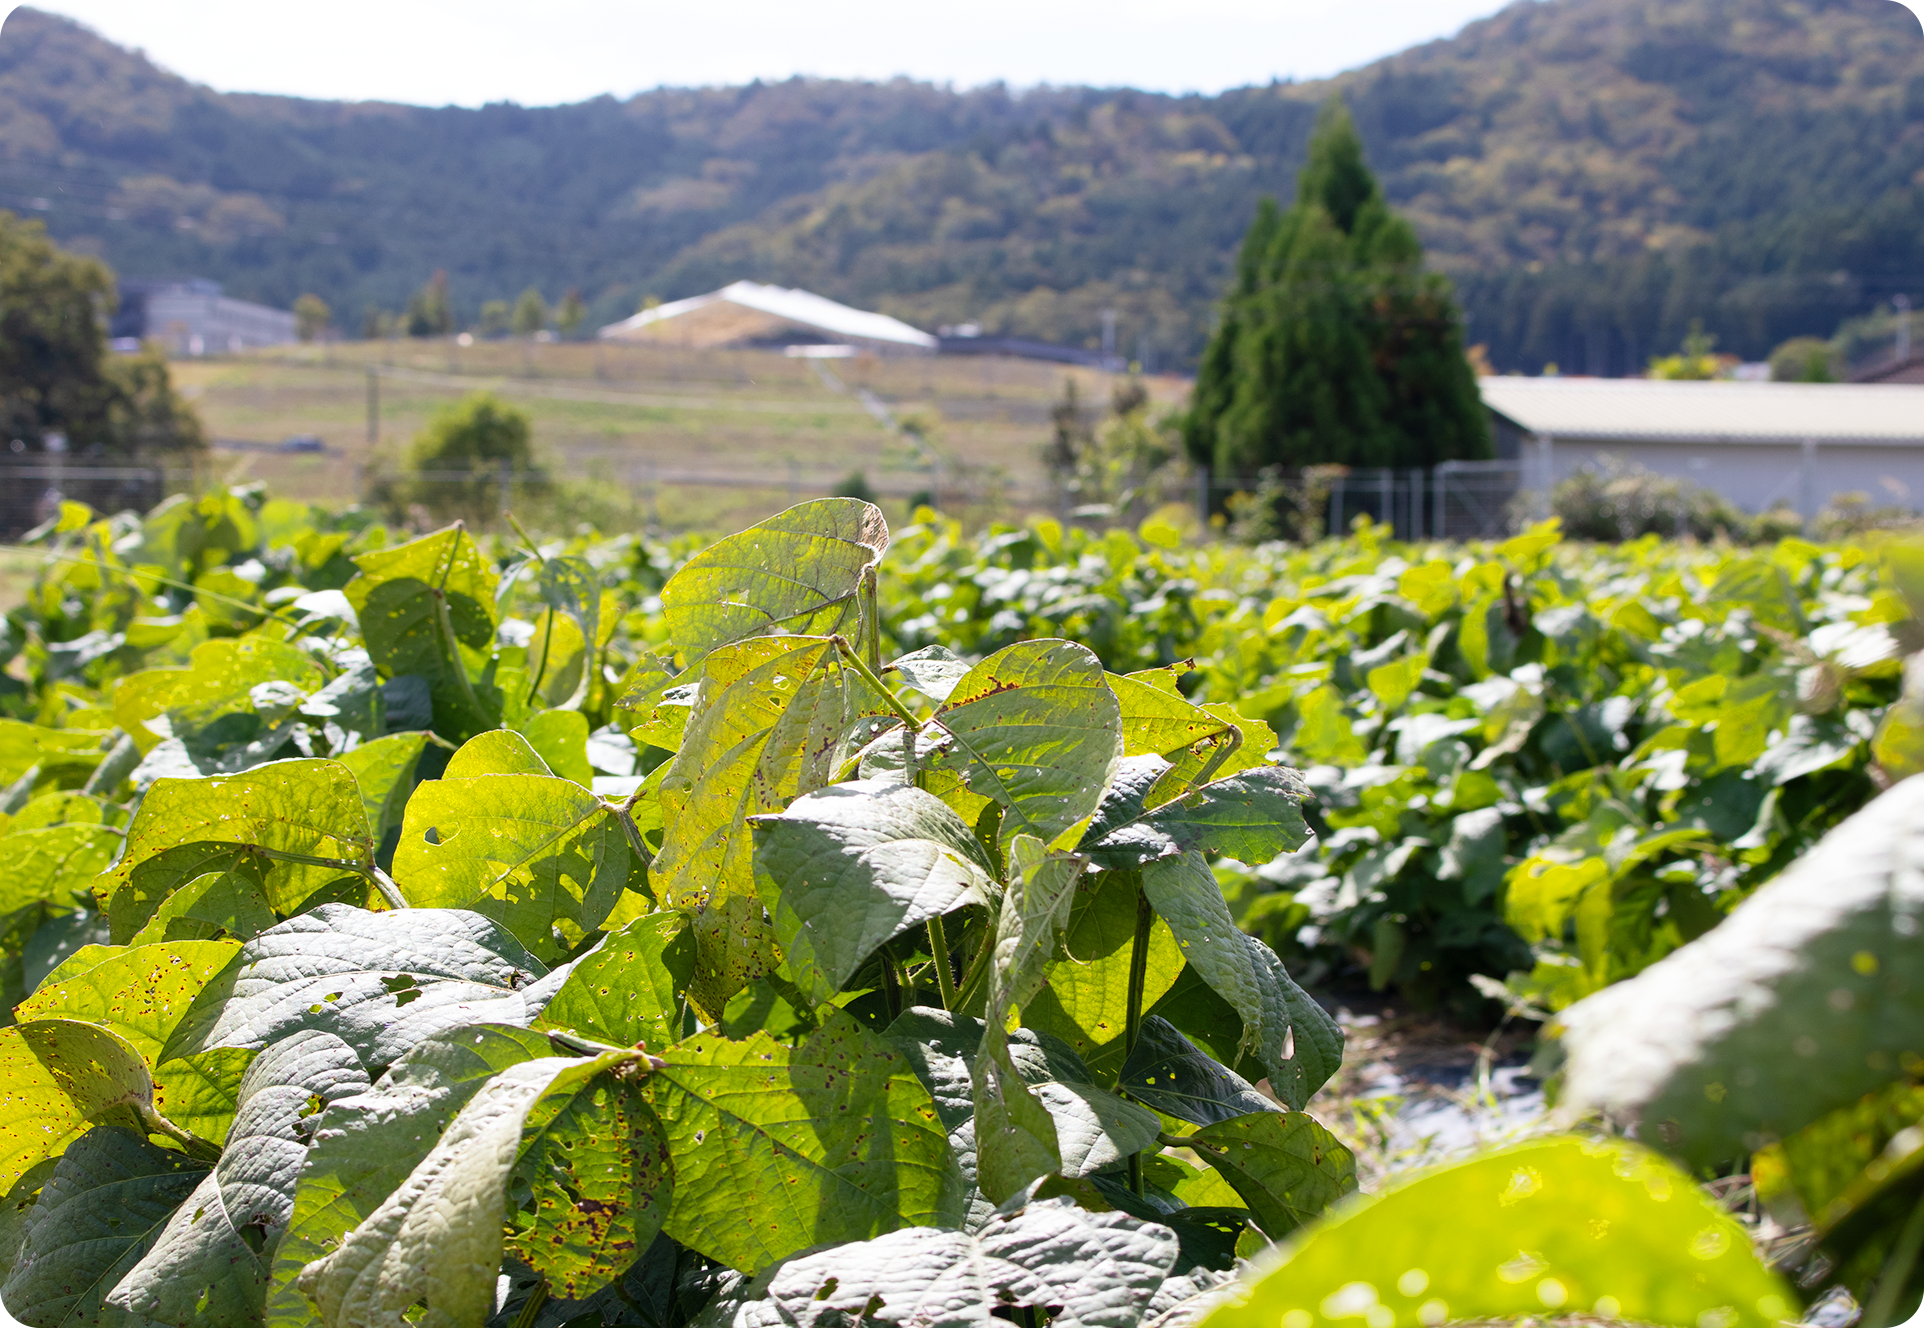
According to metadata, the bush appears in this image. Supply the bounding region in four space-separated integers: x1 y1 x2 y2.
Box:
1551 457 1750 541
375 391 547 526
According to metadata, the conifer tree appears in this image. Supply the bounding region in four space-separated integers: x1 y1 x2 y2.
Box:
1184 97 1489 479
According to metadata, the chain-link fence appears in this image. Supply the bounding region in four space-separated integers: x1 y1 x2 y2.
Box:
0 463 177 539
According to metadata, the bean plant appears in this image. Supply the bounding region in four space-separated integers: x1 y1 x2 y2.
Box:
0 493 1863 1328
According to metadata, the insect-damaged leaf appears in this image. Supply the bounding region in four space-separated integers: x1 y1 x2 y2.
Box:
536 912 694 1052
660 498 888 662
108 1030 370 1328
1187 1110 1356 1239
130 867 278 944
654 636 884 908
1082 756 1313 869
0 824 119 917
297 1048 663 1327
265 1025 557 1327
160 904 560 1072
1560 774 1924 1169
645 1013 958 1273
1209 1138 1793 1328
1141 852 1342 1111
101 759 375 924
393 770 627 963
924 640 1122 845
887 1008 1160 1182
974 835 1086 1204
337 731 430 845
0 1126 208 1328
751 779 996 1006
0 1019 156 1189
1117 1017 1278 1128
759 1195 1181 1328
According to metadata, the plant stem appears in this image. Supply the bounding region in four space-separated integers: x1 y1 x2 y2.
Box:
367 865 409 910
510 1281 549 1328
1865 1189 1924 1328
927 914 958 1012
137 1101 223 1162
864 564 882 672
1124 875 1153 1198
506 512 546 564
880 951 904 1020
830 635 922 728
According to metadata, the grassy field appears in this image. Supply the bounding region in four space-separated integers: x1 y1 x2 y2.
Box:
169 339 1189 532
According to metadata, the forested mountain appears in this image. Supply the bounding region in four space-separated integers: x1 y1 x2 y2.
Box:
1 0 1919 372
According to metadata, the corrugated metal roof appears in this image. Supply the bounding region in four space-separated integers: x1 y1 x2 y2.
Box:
1480 376 1924 445
598 280 936 348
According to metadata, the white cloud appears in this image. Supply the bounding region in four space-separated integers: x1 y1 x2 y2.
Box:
8 0 1515 106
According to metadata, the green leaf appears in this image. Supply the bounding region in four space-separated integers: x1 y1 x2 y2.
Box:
531 556 603 687
345 525 500 738
0 1127 208 1328
0 824 119 916
762 1195 1181 1328
6 793 110 834
265 1025 556 1327
15 938 241 1065
105 844 258 943
1083 757 1312 868
101 759 375 921
1561 774 1924 1167
393 771 626 962
107 1030 370 1328
887 1008 1161 1181
660 498 888 661
444 728 551 777
337 731 429 844
654 636 883 908
645 1012 958 1273
535 912 694 1051
974 835 1086 1202
298 1048 659 1327
129 867 278 944
160 904 557 1071
1117 1017 1278 1127
1113 665 1230 760
750 779 996 1006
686 894 782 1022
1187 1111 1356 1238
520 708 593 785
1140 852 1341 1110
1021 870 1184 1082
924 640 1122 845
114 637 328 757
1204 1138 1793 1328
885 645 972 703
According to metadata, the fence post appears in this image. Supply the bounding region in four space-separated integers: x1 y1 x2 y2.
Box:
1195 469 1209 528
1433 463 1448 539
1328 476 1343 538
1801 439 1819 523
1408 468 1424 541
498 456 512 521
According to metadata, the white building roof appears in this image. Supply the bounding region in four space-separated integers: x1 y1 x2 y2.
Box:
1481 376 1924 446
598 280 936 349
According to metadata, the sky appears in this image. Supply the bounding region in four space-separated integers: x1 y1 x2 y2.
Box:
10 0 1524 107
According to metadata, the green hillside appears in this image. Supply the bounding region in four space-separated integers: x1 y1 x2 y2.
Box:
1 0 1919 371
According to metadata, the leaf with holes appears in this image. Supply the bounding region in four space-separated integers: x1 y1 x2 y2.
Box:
645 1013 958 1273
1083 758 1313 869
660 498 888 662
1141 852 1341 1110
107 1030 370 1328
297 1048 661 1326
535 912 694 1051
0 824 120 917
264 1025 556 1327
0 1019 157 1189
653 636 884 907
923 640 1121 845
159 905 559 1072
392 771 626 963
101 759 374 922
337 731 430 844
750 779 996 1005
1187 1110 1355 1238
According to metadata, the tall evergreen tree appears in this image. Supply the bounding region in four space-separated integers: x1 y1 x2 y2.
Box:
1184 98 1489 479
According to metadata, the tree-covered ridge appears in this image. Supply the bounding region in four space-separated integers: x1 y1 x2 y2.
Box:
0 0 1919 368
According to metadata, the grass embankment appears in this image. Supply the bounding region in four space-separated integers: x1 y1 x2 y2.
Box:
169 339 1188 532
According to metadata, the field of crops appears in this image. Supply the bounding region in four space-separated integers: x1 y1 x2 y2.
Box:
0 488 1917 1328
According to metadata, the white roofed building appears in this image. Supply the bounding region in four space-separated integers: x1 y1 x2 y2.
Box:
598 281 936 355
1480 377 1924 518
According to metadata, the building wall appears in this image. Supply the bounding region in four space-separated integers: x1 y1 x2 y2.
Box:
139 288 297 354
1529 438 1924 515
